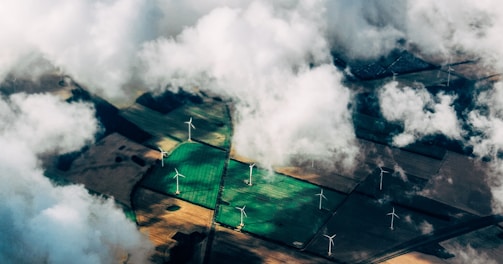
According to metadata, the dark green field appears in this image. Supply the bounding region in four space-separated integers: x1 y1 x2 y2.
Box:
121 101 232 149
140 142 227 209
215 160 347 247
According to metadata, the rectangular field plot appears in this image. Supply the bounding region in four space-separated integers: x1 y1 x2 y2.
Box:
120 103 181 140
120 101 232 149
140 142 227 209
215 160 347 247
166 102 232 149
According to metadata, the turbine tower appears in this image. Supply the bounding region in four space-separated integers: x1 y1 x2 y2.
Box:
173 168 185 195
184 117 196 142
236 205 247 227
446 65 454 87
379 166 389 191
387 207 400 230
248 163 255 186
158 147 168 167
323 234 336 256
315 189 327 210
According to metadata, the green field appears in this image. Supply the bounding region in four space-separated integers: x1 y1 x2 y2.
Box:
168 102 232 149
216 160 347 246
120 101 232 149
140 142 227 209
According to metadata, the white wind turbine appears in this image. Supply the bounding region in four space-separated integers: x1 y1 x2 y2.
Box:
387 207 400 230
446 65 455 87
184 117 196 142
173 168 185 195
236 205 247 227
379 166 390 191
323 234 336 256
158 147 168 167
247 163 255 186
440 58 455 87
315 189 328 210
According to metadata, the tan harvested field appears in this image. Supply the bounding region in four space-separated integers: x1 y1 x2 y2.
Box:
382 252 451 264
62 133 158 207
208 225 333 264
133 187 213 264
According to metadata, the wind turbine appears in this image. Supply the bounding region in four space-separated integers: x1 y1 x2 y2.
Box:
323 234 336 256
379 166 389 191
158 147 168 167
446 65 455 87
315 189 327 210
387 207 400 230
248 163 255 186
184 117 196 142
235 205 247 227
173 168 185 195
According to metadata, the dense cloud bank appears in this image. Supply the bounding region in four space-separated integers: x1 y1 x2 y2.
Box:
139 1 358 169
0 93 153 263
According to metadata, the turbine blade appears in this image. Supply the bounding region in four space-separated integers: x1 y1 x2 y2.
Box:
191 124 195 129
175 168 179 174
243 211 247 217
179 174 185 178
323 235 330 239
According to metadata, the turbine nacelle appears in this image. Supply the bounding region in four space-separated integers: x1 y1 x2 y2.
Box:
173 168 185 195
315 189 328 210
184 117 196 141
387 207 400 230
158 147 168 167
323 233 336 256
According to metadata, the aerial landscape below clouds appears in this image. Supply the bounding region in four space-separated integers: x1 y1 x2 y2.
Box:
2 0 503 263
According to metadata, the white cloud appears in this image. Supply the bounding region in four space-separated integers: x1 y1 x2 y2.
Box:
467 81 503 212
2 93 98 154
140 1 359 169
0 93 153 263
325 0 407 59
378 81 463 147
0 0 156 98
444 244 497 264
418 220 434 235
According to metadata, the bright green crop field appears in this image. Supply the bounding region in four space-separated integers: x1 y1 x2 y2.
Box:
140 142 227 209
215 160 347 247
